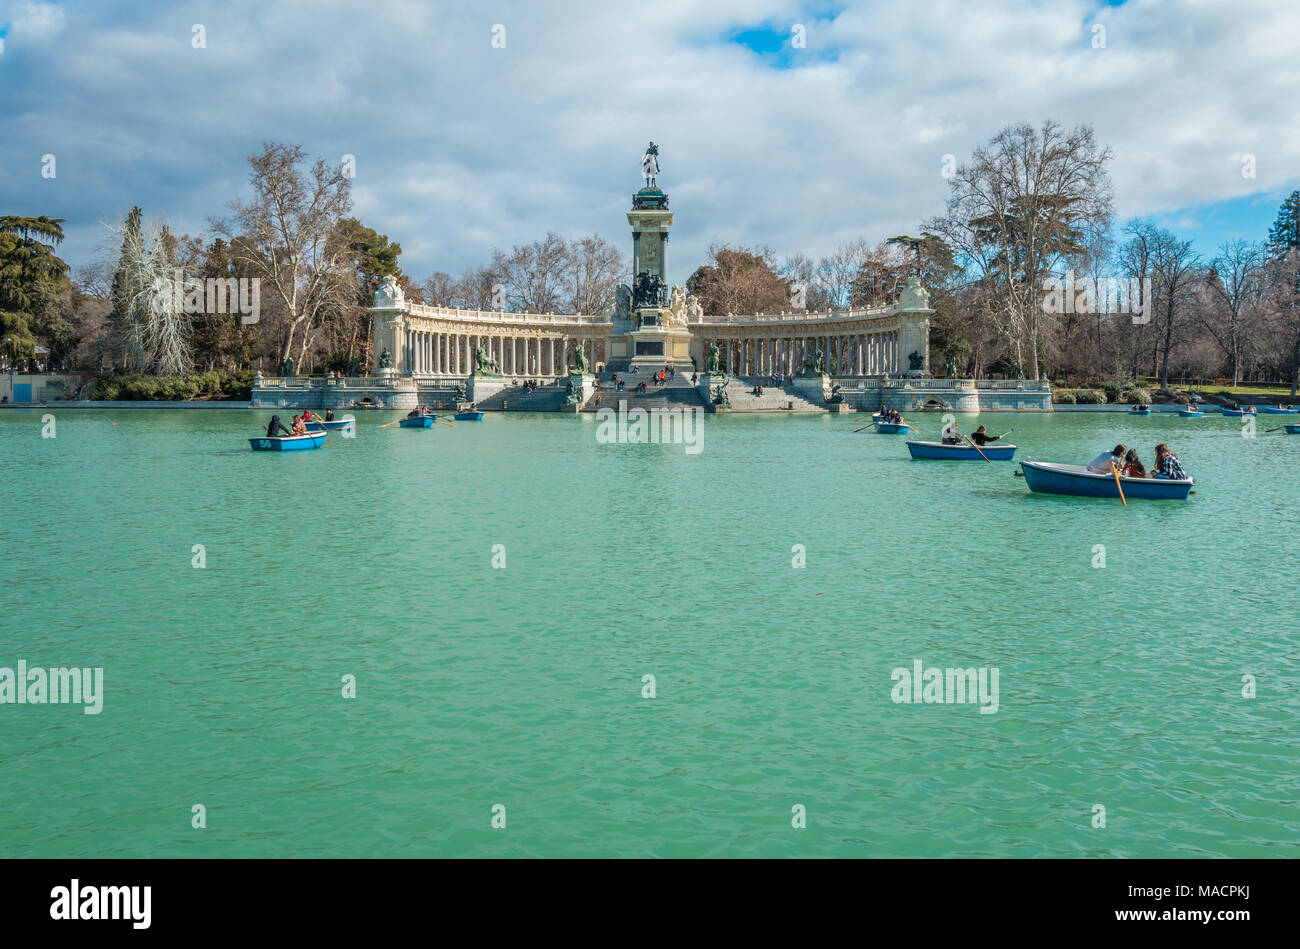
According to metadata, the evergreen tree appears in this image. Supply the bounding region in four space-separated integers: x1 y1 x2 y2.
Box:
109 206 146 369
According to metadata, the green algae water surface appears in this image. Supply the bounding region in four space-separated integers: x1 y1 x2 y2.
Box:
1 408 1297 857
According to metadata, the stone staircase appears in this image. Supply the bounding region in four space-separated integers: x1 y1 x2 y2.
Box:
587 372 706 411
471 381 571 412
717 376 825 413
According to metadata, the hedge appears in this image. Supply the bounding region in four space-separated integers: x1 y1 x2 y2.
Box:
1052 388 1106 404
93 370 254 402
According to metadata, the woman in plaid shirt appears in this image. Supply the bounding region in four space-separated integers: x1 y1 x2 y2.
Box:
1153 444 1189 480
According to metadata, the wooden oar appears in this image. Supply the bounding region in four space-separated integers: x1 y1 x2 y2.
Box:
1265 426 1288 433
379 417 405 428
434 418 455 428
1110 463 1128 507
962 434 991 463
996 428 1015 439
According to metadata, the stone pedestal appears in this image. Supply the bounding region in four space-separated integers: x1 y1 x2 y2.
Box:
697 371 728 412
567 371 596 406
611 308 694 372
468 373 506 405
793 373 830 406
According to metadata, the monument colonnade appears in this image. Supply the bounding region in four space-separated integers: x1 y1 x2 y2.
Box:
692 312 909 377
376 303 929 379
380 306 610 379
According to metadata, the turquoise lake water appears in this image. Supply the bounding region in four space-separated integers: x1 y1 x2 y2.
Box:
1 407 1296 858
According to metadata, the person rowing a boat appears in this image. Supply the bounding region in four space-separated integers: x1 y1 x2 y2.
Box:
1086 444 1127 474
265 415 291 438
1153 443 1189 480
325 409 335 422
970 425 1000 446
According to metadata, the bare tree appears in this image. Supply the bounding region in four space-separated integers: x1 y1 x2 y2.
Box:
685 244 787 315
493 232 568 313
925 120 1114 379
1262 248 1300 396
423 271 457 307
214 142 352 368
814 239 869 310
564 235 624 315
1115 220 1159 380
1203 239 1264 386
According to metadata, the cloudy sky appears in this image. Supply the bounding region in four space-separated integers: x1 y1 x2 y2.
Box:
2 0 1298 288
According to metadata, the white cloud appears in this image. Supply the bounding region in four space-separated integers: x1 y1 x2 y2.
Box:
2 0 1298 282
8 0 66 38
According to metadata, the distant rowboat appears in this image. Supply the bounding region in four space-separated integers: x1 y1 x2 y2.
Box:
305 418 354 431
249 432 327 451
1221 408 1256 417
874 421 909 434
1286 424 1300 435
1128 409 1151 416
399 415 436 428
1259 406 1298 414
1178 409 1204 418
906 440 1016 460
1020 461 1193 500
454 411 485 421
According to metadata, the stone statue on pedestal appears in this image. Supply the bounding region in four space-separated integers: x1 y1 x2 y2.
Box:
705 343 722 373
800 349 825 376
642 142 660 188
474 346 501 375
632 271 665 308
375 274 405 307
908 350 925 372
379 347 393 370
572 344 589 373
666 285 687 326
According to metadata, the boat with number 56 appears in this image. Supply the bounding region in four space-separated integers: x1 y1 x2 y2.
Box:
248 432 328 451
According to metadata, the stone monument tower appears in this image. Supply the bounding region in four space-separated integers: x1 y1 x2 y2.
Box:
608 142 694 371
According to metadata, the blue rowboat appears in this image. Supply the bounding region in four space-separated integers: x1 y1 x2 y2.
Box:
399 415 436 428
906 440 1017 460
454 411 485 421
249 432 327 451
1221 408 1256 417
1020 461 1193 500
1178 409 1204 418
1128 409 1151 416
1260 406 1298 414
305 418 354 431
1286 424 1300 435
874 421 909 434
